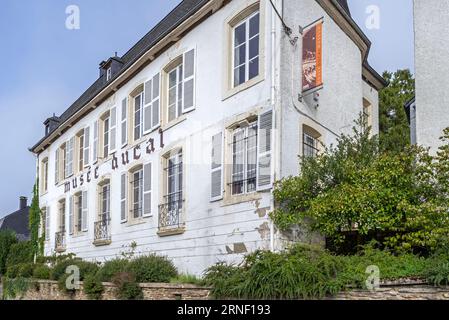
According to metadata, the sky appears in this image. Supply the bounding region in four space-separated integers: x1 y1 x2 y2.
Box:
0 0 414 218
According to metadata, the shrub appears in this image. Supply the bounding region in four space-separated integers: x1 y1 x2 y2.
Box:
96 258 129 282
202 263 245 299
17 263 35 278
5 264 21 279
51 259 98 281
112 272 143 300
170 274 202 285
0 230 17 275
128 254 177 283
6 241 34 269
37 253 76 267
33 264 52 280
84 274 104 300
2 277 30 299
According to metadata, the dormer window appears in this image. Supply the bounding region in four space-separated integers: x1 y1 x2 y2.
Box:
106 67 112 81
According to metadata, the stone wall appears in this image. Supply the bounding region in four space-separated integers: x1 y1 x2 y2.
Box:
12 280 211 300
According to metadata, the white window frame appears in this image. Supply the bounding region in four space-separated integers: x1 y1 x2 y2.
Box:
106 67 112 81
130 166 144 219
167 62 184 123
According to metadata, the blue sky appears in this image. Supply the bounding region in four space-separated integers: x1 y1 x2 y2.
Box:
0 0 413 217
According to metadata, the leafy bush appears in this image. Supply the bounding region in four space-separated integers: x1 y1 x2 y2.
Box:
51 259 98 281
423 248 449 286
2 277 30 300
84 274 104 300
112 272 143 300
17 263 35 278
5 264 21 279
0 230 17 275
36 253 76 267
170 274 202 285
33 264 52 280
96 258 129 282
128 254 178 283
6 241 34 269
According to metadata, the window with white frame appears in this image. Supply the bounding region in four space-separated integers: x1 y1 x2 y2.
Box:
167 61 184 123
73 192 87 234
302 125 321 158
130 166 143 219
106 67 112 81
41 207 50 241
94 180 111 243
64 138 74 179
230 122 258 195
41 157 48 194
232 10 260 88
363 99 373 131
58 199 66 233
76 130 84 173
99 183 110 223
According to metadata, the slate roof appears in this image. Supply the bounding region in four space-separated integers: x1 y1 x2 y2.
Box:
30 0 369 153
0 207 31 241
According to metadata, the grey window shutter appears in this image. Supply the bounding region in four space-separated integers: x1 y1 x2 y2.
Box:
84 127 90 166
143 79 153 134
82 190 88 231
110 107 117 153
211 132 223 201
93 120 99 163
66 137 74 178
55 149 59 185
143 162 152 216
121 98 128 147
182 49 195 113
68 196 74 235
152 73 160 129
121 173 128 223
45 207 50 241
257 109 274 190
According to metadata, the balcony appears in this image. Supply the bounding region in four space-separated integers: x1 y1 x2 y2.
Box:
158 194 185 237
93 218 111 246
55 229 66 252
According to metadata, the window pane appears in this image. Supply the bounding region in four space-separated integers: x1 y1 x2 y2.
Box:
183 79 194 110
234 23 246 47
248 57 259 80
169 70 177 88
234 65 246 87
169 87 176 106
249 36 259 60
234 43 246 67
249 13 260 38
168 105 176 122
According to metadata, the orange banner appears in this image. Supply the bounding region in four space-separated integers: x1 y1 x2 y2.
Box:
302 21 323 92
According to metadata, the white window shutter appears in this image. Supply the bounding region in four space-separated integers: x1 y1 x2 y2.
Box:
68 196 74 235
257 109 274 191
211 132 223 201
143 162 152 217
45 207 50 241
110 107 117 153
93 120 99 163
66 137 74 178
120 173 128 223
121 98 128 147
84 127 90 167
182 49 195 113
82 190 88 231
55 149 59 184
152 73 160 129
143 79 153 134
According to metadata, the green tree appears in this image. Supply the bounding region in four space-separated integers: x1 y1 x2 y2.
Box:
29 180 43 261
379 69 415 153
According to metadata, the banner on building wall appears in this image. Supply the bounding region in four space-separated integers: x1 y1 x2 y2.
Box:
302 20 323 92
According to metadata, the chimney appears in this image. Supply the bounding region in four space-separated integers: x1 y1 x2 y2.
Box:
19 196 27 210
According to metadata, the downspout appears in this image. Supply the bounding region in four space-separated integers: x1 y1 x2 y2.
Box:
33 153 39 264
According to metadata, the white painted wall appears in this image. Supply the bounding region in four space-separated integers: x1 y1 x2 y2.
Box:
38 0 379 276
414 0 449 153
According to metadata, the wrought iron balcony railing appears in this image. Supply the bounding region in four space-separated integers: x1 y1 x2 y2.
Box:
158 195 183 229
55 229 66 251
94 218 111 243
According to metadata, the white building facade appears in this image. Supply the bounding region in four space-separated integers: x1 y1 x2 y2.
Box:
31 0 383 276
410 0 449 153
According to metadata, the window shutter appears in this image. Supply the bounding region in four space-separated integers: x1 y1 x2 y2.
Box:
110 107 117 153
68 196 74 235
152 73 160 129
121 98 128 147
82 190 88 231
84 127 90 167
45 207 50 241
66 137 75 178
143 79 153 134
55 149 59 184
211 132 223 201
143 162 152 216
93 120 99 163
182 49 195 113
120 173 128 223
257 109 274 191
